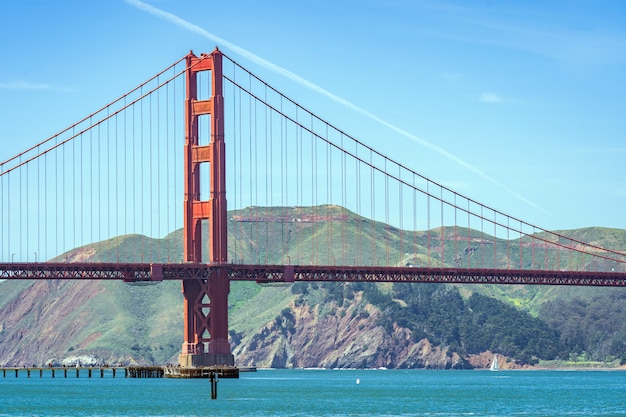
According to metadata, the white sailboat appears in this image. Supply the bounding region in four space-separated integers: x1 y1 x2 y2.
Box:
490 354 499 371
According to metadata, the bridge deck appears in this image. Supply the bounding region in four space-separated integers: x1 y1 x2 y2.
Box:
0 263 625 286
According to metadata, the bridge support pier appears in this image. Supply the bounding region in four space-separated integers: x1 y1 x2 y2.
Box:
179 353 234 368
179 268 233 367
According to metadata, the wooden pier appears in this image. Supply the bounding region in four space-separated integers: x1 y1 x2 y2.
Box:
0 365 243 379
1 366 126 378
126 366 164 378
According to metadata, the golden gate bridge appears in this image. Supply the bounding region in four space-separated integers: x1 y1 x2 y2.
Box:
1 49 625 368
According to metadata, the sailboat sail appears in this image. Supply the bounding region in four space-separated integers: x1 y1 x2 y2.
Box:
490 354 499 371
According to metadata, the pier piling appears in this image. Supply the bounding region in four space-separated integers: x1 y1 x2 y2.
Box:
0 365 241 380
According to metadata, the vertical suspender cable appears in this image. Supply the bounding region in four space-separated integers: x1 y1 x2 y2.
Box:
124 96 128 240
248 76 253 261
531 226 535 269
149 86 154 251
543 236 547 270
1 164 3 260
506 218 510 268
480 206 484 268
265 86 269 265
327 125 332 264
253 81 260 263
230 74 237 262
427 182 431 267
493 212 497 268
440 187 444 267
91 118 95 250
61 133 65 258
280 94 285 262
78 126 82 250
155 84 160 258
311 114 315 264
398 166 403 267
294 114 304 264
239 85 244 262
370 149 375 265
7 172 10 260
269 90 274 229
44 152 47 261
467 200 471 268
519 220 524 269
384 159 389 266
355 147 360 265
154 85 159 257
165 79 170 258
556 242 560 271
107 108 111 260
453 194 457 265
567 238 572 271
24 159 27 261
132 98 137 258
1 163 3 260
298 110 302 209
74 130 78 252
340 134 345 265
54 140 58 257
156 78 161 253
412 174 417 265
254 91 259 263
36 147 40 260
98 121 102 250
172 75 177 260
115 111 119 261
140 87 145 261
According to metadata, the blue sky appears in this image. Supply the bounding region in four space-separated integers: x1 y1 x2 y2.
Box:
1 0 625 236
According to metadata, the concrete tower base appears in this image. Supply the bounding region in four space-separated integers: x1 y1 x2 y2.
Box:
178 353 234 367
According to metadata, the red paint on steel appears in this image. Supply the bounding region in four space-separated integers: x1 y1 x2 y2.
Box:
181 48 232 362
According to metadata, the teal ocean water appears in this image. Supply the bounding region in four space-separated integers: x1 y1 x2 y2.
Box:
1 369 626 416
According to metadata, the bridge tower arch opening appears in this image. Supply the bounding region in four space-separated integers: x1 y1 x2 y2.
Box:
179 48 233 367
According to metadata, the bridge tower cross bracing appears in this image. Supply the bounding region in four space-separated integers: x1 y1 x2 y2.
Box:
179 48 233 367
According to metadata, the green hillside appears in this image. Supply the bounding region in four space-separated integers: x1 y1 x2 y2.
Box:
1 205 626 367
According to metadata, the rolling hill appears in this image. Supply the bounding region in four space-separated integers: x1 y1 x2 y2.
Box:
1 205 625 368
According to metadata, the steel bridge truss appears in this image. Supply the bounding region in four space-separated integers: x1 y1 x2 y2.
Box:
1 262 625 287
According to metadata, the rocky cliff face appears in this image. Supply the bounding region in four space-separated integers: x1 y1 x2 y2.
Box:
1 278 498 369
232 292 470 369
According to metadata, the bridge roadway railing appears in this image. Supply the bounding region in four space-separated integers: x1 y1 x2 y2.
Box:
1 262 626 287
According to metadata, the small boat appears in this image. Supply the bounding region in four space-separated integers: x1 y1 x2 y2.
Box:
490 354 499 371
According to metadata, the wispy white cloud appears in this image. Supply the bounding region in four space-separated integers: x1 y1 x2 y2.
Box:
0 81 73 92
124 0 551 217
0 81 52 90
415 2 626 67
479 92 503 103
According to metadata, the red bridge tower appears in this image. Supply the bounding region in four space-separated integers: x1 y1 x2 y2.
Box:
179 48 233 367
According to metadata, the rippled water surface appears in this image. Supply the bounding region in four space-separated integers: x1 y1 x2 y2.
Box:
2 369 626 416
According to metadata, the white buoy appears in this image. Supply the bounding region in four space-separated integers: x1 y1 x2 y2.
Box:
356 378 360 385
